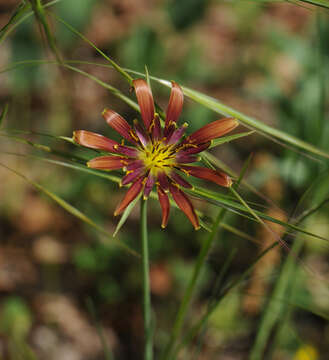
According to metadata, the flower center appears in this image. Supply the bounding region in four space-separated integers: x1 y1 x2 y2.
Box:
139 141 176 175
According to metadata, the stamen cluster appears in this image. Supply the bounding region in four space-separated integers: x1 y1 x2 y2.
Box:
73 79 238 229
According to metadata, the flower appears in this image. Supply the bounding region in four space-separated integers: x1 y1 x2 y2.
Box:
73 79 238 229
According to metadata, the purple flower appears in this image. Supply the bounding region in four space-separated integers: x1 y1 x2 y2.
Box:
73 79 238 229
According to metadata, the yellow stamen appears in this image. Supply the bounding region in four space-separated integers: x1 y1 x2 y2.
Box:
138 141 178 176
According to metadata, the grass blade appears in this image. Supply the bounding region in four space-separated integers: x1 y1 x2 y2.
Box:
249 241 304 359
0 162 138 257
209 131 255 149
0 103 9 127
0 1 31 42
128 73 329 160
174 242 279 357
0 0 62 45
294 0 329 9
28 0 62 62
50 12 133 85
113 192 142 237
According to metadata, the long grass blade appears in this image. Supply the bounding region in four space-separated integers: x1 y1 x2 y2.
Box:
0 0 62 45
209 131 255 149
128 73 329 160
249 241 304 359
0 162 138 257
0 1 31 42
113 193 142 237
173 242 279 357
0 103 9 127
294 0 329 9
28 0 62 62
50 12 133 84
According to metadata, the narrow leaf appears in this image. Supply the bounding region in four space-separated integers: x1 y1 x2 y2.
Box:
0 162 138 257
209 131 255 149
113 192 142 237
0 103 9 127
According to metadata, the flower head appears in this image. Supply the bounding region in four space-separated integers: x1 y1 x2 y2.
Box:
73 79 238 229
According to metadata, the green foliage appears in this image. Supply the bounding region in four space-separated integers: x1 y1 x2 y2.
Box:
0 297 32 339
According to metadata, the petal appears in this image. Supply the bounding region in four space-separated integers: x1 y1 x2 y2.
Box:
165 81 184 128
163 123 175 140
181 166 232 187
166 123 188 145
87 156 129 170
102 108 137 144
186 118 238 144
134 119 150 148
121 168 144 186
169 171 192 188
169 184 199 230
143 173 155 199
157 171 169 191
177 141 211 155
114 177 144 216
113 144 139 157
176 154 199 164
126 160 144 171
73 130 119 152
133 79 155 130
151 114 161 141
157 185 170 228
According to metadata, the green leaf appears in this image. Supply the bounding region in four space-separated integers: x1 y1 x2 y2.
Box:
51 12 134 85
0 0 62 45
0 1 31 43
295 0 329 9
188 186 329 243
0 103 9 127
210 131 255 149
28 0 62 62
113 192 142 237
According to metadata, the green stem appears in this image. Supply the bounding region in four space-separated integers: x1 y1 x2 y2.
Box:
141 199 153 360
162 208 226 360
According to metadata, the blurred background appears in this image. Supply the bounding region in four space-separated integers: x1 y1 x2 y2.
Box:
0 0 328 359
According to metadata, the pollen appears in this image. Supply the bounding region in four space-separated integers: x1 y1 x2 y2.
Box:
139 141 177 175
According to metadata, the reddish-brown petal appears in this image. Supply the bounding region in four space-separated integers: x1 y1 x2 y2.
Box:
151 114 162 141
165 81 184 128
166 123 187 145
163 123 175 139
102 108 136 144
176 154 199 164
157 185 170 228
114 177 144 216
73 130 119 152
121 168 144 186
144 173 155 199
169 184 199 230
87 156 129 170
181 166 232 187
186 118 238 144
134 119 150 147
177 141 211 155
126 160 144 171
113 144 138 157
133 79 155 129
169 171 192 188
157 171 169 191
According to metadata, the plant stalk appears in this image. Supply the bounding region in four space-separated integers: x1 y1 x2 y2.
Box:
141 199 153 360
